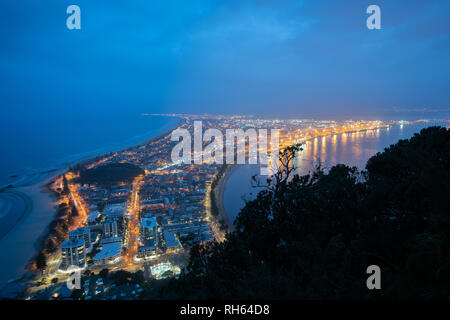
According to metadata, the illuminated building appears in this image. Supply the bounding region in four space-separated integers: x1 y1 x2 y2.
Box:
103 219 118 238
87 211 100 224
150 262 181 280
61 238 86 269
141 218 157 244
69 227 91 249
164 230 182 254
93 242 121 265
103 204 126 219
138 245 158 258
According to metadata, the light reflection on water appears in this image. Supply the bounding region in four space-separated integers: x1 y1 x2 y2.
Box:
224 122 446 223
294 126 402 176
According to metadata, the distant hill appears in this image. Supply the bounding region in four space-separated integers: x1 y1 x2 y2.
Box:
77 163 144 186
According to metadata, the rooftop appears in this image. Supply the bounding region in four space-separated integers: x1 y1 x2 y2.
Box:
141 217 157 229
104 205 126 217
87 211 100 222
61 238 84 249
164 230 181 248
69 227 89 237
93 242 121 261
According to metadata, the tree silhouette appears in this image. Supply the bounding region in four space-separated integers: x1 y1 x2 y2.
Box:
146 127 450 299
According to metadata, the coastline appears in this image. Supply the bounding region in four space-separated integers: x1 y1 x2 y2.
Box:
0 179 58 290
219 122 448 226
0 190 33 242
1 115 183 190
213 165 237 232
2 120 434 292
0 116 184 291
215 124 402 227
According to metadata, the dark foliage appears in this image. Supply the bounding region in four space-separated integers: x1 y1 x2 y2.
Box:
70 289 83 300
76 163 144 186
35 251 47 270
147 126 450 299
109 270 145 286
99 268 109 280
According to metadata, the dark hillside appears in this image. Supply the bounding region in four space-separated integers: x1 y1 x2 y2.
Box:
77 163 144 185
146 126 450 299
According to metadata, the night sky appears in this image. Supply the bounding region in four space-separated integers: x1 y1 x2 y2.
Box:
1 0 449 121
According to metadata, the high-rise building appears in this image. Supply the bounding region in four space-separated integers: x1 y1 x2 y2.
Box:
141 217 157 245
61 238 86 269
164 230 182 254
69 227 91 248
104 219 118 238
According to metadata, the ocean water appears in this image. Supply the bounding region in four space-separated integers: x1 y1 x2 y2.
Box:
0 114 179 188
224 121 448 223
0 113 180 288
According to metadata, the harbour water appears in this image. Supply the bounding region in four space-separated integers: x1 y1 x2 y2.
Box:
224 121 448 223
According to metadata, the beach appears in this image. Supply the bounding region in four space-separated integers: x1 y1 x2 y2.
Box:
0 176 61 289
0 116 183 291
0 191 32 239
213 165 237 232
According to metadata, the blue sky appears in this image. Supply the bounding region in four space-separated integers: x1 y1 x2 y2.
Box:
1 0 449 120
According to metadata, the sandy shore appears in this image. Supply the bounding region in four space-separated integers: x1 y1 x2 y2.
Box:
0 116 184 292
0 172 62 289
0 191 32 240
214 165 237 232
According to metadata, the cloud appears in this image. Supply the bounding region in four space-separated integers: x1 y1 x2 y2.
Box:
0 0 449 118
